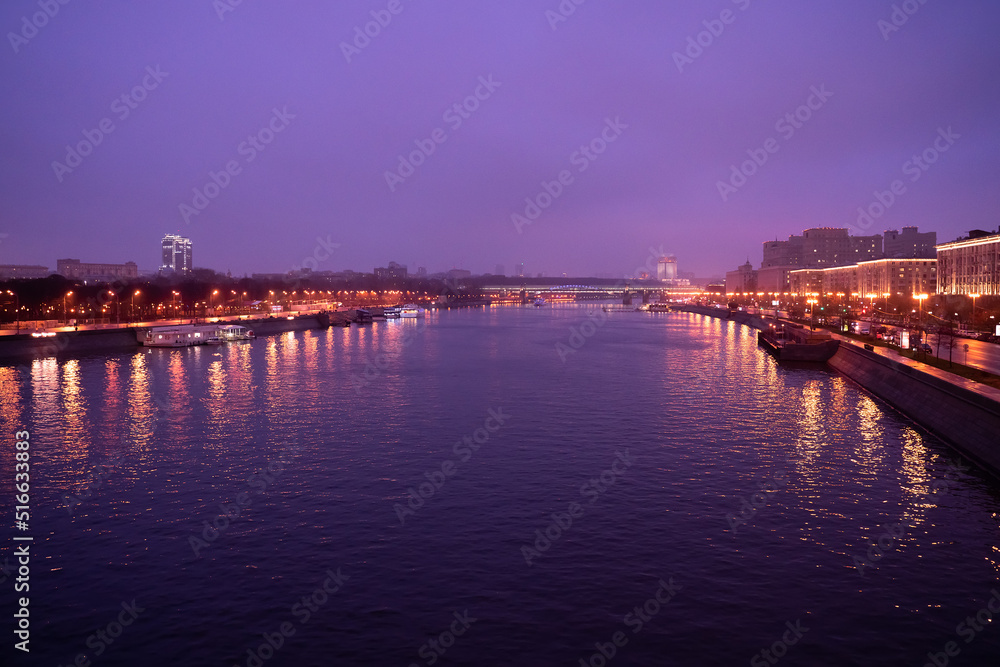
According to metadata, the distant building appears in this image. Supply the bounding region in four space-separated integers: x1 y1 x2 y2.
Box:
494 264 505 277
416 267 427 277
447 269 472 281
884 226 936 259
0 264 51 279
725 261 757 294
789 258 936 298
763 227 882 270
656 257 678 282
160 234 193 273
374 261 407 280
756 266 795 292
762 235 803 268
936 230 1000 295
57 258 138 282
517 262 525 278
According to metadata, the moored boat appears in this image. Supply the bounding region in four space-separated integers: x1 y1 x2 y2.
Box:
400 304 425 318
218 325 256 341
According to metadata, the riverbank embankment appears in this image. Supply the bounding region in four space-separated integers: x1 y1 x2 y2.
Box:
674 304 1000 476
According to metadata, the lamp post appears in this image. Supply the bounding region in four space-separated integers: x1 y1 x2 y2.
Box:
5 290 18 332
131 290 140 323
63 290 73 325
172 291 180 320
210 290 219 320
914 293 928 324
970 293 981 333
913 293 928 352
806 298 818 331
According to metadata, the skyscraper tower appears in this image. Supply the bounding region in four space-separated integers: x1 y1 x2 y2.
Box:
161 234 192 273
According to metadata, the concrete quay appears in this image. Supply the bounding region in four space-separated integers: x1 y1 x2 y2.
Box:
674 304 1000 477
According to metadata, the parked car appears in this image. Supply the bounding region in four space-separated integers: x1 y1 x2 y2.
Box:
917 343 933 353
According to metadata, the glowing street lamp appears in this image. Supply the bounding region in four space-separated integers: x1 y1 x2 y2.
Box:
806 298 818 330
63 290 74 324
5 290 19 332
914 293 928 323
131 290 141 322
970 293 981 332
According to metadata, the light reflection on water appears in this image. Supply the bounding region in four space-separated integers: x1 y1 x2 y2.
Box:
0 306 998 666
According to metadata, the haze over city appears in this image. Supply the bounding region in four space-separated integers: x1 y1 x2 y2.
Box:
3 0 999 278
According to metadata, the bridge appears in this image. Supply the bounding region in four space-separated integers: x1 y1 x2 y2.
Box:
481 282 703 305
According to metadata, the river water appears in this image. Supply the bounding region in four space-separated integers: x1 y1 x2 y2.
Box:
1 305 998 666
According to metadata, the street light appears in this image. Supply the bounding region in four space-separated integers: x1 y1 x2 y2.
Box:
4 290 18 332
970 293 981 332
914 293 928 323
131 290 141 322
806 298 818 331
63 290 73 324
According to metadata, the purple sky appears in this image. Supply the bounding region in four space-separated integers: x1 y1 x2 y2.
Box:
2 0 999 279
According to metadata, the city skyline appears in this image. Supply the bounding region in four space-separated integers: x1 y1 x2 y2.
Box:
2 2 999 278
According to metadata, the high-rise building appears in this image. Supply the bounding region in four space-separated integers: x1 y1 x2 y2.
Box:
161 234 192 273
374 261 407 280
789 258 936 298
936 230 1000 295
763 228 882 270
495 264 505 277
656 257 678 282
884 227 936 259
517 262 525 278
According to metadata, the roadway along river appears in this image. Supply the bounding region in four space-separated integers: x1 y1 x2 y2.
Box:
1 305 998 665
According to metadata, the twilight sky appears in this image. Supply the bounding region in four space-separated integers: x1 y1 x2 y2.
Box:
2 0 999 279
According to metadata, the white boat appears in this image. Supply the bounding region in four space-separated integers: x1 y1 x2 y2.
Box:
533 297 546 307
384 306 401 319
143 329 197 347
141 325 218 347
399 304 425 318
218 325 256 341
